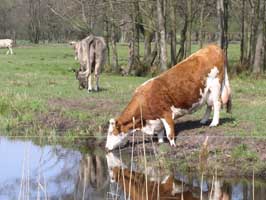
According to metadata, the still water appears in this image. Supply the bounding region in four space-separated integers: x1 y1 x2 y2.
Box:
0 137 265 200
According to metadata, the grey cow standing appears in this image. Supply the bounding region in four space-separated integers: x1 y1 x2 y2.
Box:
73 35 106 92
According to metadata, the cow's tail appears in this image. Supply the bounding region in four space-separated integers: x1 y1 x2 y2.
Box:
221 54 232 113
78 67 90 77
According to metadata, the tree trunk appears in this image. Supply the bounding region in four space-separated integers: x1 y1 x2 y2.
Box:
28 0 41 44
110 23 119 73
109 0 119 73
217 0 228 50
186 0 192 56
134 1 140 59
170 1 177 66
157 0 167 71
199 0 206 48
217 0 229 74
252 0 265 74
142 1 156 68
104 16 111 71
176 15 188 62
217 0 224 48
248 0 259 68
240 0 246 64
127 3 141 75
144 31 152 59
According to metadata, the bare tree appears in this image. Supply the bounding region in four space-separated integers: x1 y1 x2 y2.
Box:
252 0 265 74
108 0 119 73
28 0 41 43
157 0 167 71
169 0 177 65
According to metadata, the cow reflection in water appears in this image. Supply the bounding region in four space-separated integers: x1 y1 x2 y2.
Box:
110 166 198 200
74 154 108 199
106 153 231 200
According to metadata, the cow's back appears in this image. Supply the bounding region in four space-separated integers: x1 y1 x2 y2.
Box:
162 45 224 109
135 45 224 117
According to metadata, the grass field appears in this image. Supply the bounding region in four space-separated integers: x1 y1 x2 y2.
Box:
0 43 265 136
0 43 266 176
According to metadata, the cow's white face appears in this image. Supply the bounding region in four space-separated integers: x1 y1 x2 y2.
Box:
105 118 129 151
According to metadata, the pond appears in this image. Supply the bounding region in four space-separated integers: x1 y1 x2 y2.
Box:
0 136 265 200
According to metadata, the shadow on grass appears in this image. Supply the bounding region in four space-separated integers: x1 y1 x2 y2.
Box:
175 117 235 134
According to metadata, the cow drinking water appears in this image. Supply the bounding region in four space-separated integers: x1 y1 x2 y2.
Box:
105 45 232 151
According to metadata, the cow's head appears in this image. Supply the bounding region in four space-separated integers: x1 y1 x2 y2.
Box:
105 118 129 151
72 68 87 89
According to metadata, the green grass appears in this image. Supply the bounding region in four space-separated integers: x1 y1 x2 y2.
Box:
232 144 258 161
0 43 265 138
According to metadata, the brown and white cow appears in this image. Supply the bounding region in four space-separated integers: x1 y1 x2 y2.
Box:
105 45 231 151
72 35 106 92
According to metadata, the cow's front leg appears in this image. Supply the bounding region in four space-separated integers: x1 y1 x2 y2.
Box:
210 100 221 127
87 73 93 92
161 114 176 147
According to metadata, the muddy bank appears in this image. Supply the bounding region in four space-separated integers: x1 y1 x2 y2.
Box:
7 96 266 178
115 122 266 179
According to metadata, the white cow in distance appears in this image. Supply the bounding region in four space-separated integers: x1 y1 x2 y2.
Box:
0 39 14 55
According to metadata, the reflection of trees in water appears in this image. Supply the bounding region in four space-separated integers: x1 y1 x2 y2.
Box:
74 154 108 200
0 141 110 200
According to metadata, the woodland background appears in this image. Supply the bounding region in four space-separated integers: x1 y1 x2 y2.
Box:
0 0 265 75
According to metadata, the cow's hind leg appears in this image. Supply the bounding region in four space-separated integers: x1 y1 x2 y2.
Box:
161 114 176 147
158 129 164 144
208 78 221 127
94 73 99 91
94 58 101 91
87 74 93 92
200 105 212 125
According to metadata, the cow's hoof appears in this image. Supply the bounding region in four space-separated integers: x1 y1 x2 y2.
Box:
170 140 176 147
209 122 218 127
87 89 92 93
158 138 164 144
